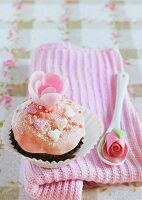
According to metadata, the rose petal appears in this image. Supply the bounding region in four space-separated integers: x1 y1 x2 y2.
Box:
35 80 42 96
42 73 64 93
40 93 61 109
37 84 48 96
41 87 56 96
111 143 121 152
105 131 120 153
102 143 128 163
30 71 45 90
28 84 38 99
109 142 123 157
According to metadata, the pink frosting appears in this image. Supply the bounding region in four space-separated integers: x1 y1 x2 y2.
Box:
28 71 68 109
102 130 128 163
11 98 85 154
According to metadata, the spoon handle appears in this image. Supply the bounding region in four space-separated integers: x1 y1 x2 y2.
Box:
107 72 129 132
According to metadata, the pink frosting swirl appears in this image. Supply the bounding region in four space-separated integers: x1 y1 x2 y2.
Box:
102 129 128 163
28 71 68 109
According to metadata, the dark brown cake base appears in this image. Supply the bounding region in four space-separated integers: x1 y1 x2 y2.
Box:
9 129 83 162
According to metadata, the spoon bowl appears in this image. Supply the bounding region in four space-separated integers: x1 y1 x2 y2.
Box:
97 133 126 166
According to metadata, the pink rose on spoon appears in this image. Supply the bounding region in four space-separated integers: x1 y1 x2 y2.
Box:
102 128 128 163
28 71 68 109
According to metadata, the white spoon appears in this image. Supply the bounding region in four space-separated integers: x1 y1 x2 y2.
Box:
97 72 129 166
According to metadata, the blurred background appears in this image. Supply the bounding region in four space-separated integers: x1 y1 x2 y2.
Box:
0 0 142 199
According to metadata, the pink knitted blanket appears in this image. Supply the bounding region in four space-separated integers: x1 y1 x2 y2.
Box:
21 43 142 200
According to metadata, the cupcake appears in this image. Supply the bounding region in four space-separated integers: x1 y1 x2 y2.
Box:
10 71 85 162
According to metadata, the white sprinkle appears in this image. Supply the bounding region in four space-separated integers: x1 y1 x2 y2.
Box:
55 118 68 131
48 129 61 142
65 107 75 118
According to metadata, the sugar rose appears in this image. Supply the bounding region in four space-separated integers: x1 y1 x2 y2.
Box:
102 129 128 163
28 71 68 109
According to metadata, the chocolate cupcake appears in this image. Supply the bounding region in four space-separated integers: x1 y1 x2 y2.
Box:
11 71 85 163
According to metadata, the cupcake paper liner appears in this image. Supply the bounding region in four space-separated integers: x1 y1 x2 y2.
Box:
1 107 102 168
9 129 84 162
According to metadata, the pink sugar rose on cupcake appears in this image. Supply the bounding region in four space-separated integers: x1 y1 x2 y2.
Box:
28 71 68 109
101 128 128 163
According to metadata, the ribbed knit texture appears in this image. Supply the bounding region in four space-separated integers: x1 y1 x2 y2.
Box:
22 43 142 200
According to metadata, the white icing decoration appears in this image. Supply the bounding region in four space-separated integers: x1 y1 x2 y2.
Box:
65 107 75 118
48 129 61 142
55 118 68 131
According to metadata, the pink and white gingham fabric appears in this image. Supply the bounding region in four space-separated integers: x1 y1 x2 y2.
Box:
21 43 142 200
